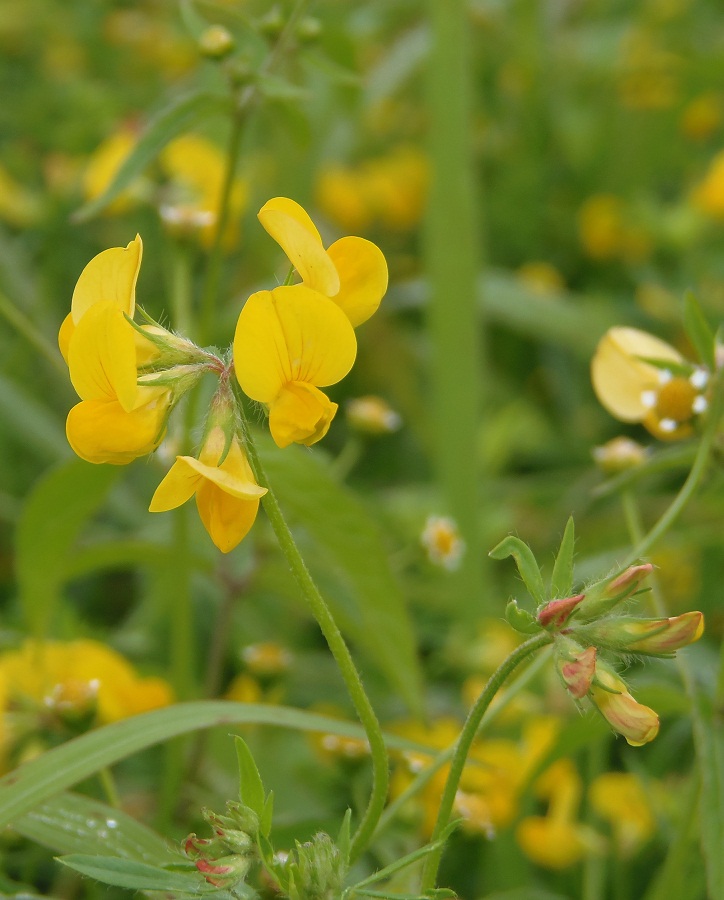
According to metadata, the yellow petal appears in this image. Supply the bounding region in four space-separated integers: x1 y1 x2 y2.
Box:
66 396 167 465
196 483 260 553
67 302 139 410
182 452 267 500
591 327 682 422
268 381 337 448
258 197 340 296
327 236 388 326
71 235 143 324
149 458 203 512
234 285 357 402
58 312 74 364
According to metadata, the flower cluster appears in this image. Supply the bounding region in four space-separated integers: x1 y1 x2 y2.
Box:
60 199 387 552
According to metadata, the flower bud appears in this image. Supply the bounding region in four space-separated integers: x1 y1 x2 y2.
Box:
199 25 235 59
538 593 585 629
578 563 654 620
346 395 402 435
587 611 704 656
194 855 252 888
592 436 648 473
556 645 596 700
589 666 659 746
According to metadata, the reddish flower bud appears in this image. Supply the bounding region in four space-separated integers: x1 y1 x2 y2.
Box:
590 666 659 746
624 611 704 654
558 646 597 699
538 594 585 629
606 564 654 599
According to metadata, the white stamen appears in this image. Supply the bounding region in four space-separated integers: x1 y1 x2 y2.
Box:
658 418 678 432
658 369 673 384
641 390 657 409
693 396 708 414
690 369 709 389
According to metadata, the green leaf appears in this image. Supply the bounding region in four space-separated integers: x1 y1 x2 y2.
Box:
178 0 208 40
259 438 422 713
259 791 274 840
235 736 265 815
549 516 575 599
0 701 429 829
73 90 231 222
489 535 546 605
336 809 352 867
15 459 121 635
684 289 716 369
57 855 213 893
13 792 179 862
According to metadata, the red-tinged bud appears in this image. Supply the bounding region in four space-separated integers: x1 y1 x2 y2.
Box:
184 834 211 858
194 856 251 888
538 593 585 629
606 564 654 598
625 611 704 654
590 666 659 746
578 564 654 620
557 646 597 699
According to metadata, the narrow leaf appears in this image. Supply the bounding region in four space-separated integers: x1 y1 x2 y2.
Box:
684 289 716 369
550 516 575 599
73 91 231 222
336 809 352 867
260 791 274 840
58 855 213 893
489 535 546 604
235 736 266 815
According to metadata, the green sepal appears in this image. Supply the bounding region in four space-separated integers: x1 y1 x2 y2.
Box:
684 289 716 369
489 536 545 604
259 791 274 840
505 598 540 635
550 516 575 599
235 736 266 817
337 808 352 867
636 356 691 377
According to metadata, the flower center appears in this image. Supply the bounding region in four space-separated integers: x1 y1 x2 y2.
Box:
655 377 698 422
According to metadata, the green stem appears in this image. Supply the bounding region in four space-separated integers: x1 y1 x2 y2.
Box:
234 397 388 862
0 290 66 376
170 240 194 339
623 373 723 567
170 504 195 699
420 632 552 891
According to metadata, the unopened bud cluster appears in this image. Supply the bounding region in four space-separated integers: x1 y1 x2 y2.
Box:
184 801 259 889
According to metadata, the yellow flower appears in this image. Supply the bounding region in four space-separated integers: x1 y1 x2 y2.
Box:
589 772 655 856
83 128 145 215
233 284 357 448
517 759 603 869
592 436 648 473
680 93 722 142
345 395 401 435
591 327 709 440
65 301 170 464
578 195 652 263
691 150 724 220
516 261 565 296
258 197 388 327
589 666 659 746
150 426 266 553
0 162 43 227
0 639 173 727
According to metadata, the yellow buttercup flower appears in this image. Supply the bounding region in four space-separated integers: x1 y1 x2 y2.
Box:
233 284 357 448
150 426 266 553
258 197 388 327
65 301 171 464
591 327 709 440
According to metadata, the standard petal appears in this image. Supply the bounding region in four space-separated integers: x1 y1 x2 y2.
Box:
268 382 337 448
71 235 143 323
58 312 74 364
327 236 388 326
67 302 139 410
149 458 203 512
258 198 340 296
195 483 260 553
66 397 167 465
591 327 682 422
234 290 294 402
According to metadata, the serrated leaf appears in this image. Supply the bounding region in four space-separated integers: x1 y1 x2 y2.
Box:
683 289 716 369
550 516 575 599
57 855 213 893
0 700 429 829
14 792 179 862
258 437 422 713
235 736 266 815
15 459 121 635
73 91 231 222
489 535 546 604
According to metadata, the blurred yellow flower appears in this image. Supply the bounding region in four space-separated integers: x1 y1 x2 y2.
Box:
233 284 357 448
315 146 429 234
592 436 648 473
591 326 709 440
242 642 292 677
578 195 652 263
0 639 173 727
691 150 724 220
345 395 401 436
680 93 722 142
225 673 262 705
258 197 388 327
517 759 603 869
589 772 655 856
150 426 266 553
83 128 147 215
516 261 565 296
617 30 680 111
0 162 43 227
